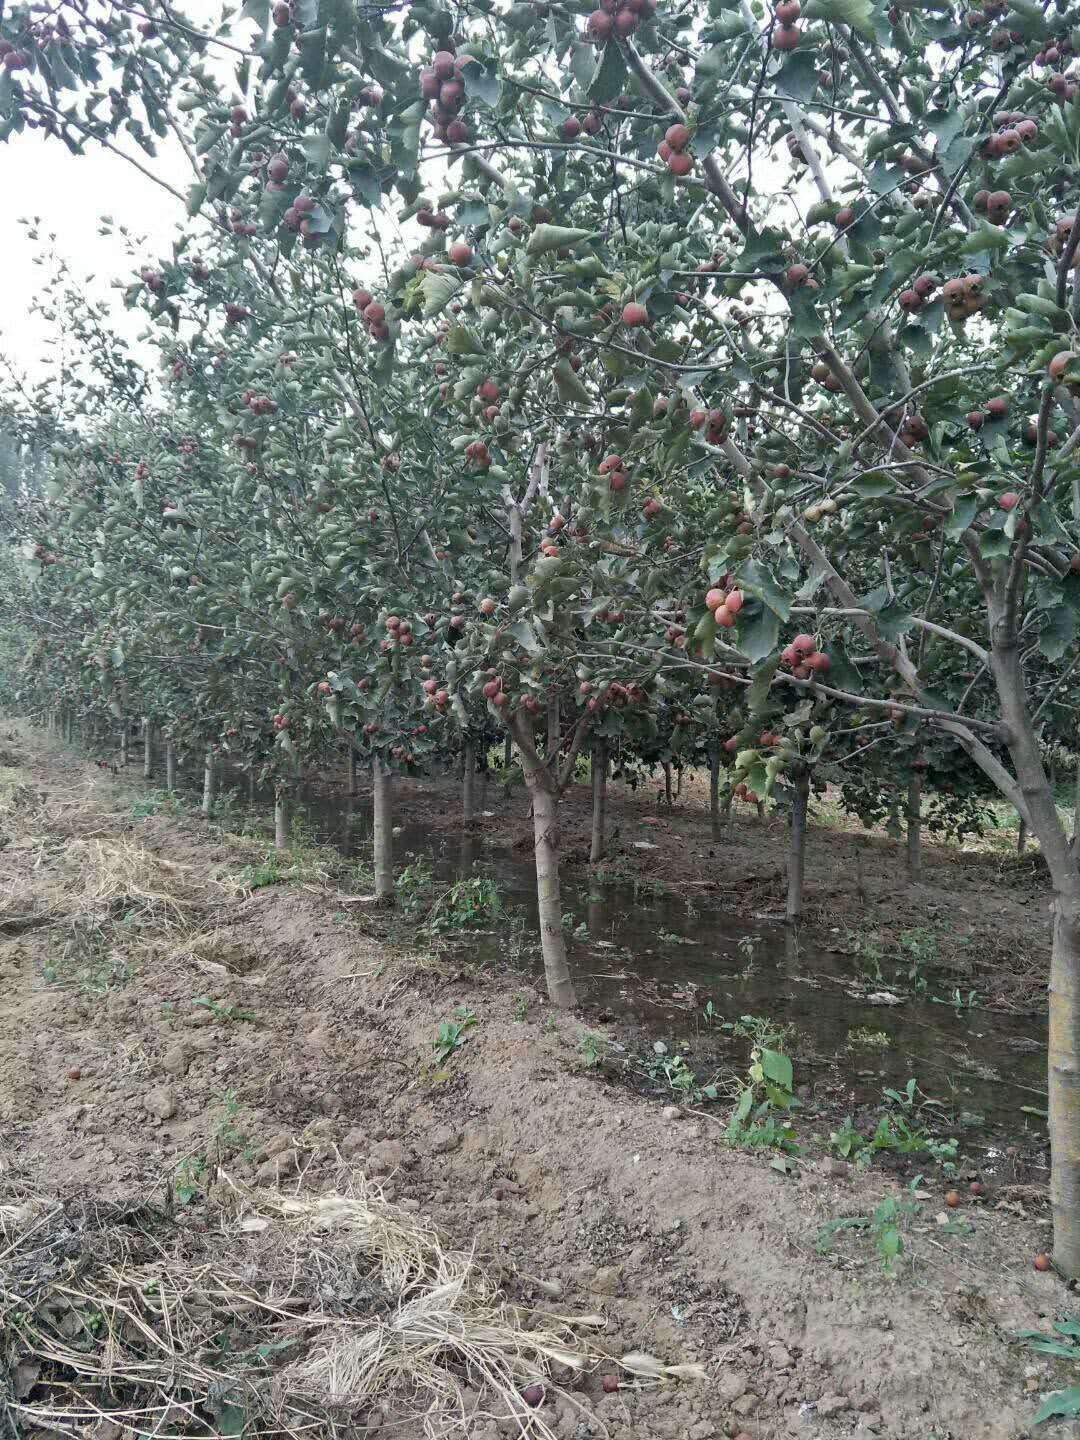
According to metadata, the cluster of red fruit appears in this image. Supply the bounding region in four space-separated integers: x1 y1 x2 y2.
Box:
465 439 492 470
477 377 500 422
352 288 391 342
705 584 744 629
781 633 830 678
965 394 1008 430
689 407 729 444
243 391 278 417
171 358 190 382
264 151 289 186
418 207 452 230
656 123 693 177
422 676 452 709
224 303 250 325
599 453 630 492
32 543 59 566
0 41 30 70
897 272 939 314
228 206 257 238
771 0 802 50
897 412 929 448
179 435 198 456
140 266 165 293
272 713 290 732
135 461 150 480
480 670 510 708
282 195 320 239
586 0 655 44
942 273 987 321
733 780 761 805
981 113 1039 161
972 188 1013 224
419 48 471 144
382 614 414 651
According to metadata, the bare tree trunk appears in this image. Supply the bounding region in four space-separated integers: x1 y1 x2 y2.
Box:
202 749 216 818
274 792 289 850
590 739 607 864
786 769 809 924
906 767 922 883
347 748 358 797
663 762 673 807
372 757 394 901
513 714 576 1007
463 739 476 822
546 696 560 758
1073 762 1080 858
1018 817 1028 856
709 747 721 841
675 765 683 800
165 741 176 792
119 725 128 769
247 769 256 805
142 719 153 780
503 732 513 773
988 612 1080 1276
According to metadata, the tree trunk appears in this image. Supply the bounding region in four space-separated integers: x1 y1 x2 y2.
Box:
546 696 560 758
202 750 216 818
142 719 153 780
463 739 476 822
988 616 1080 1276
663 762 673 807
119 725 128 769
247 768 256 805
1018 817 1028 856
347 748 358 797
504 732 513 773
786 769 809 924
675 765 683 800
709 747 721 841
513 715 576 1007
906 768 922 883
1073 762 1080 858
590 739 607 864
274 793 289 850
372 757 394 901
165 741 176 792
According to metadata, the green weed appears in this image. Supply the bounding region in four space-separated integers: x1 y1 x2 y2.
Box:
433 1005 477 1065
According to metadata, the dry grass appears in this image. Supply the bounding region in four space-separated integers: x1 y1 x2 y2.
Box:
0 1172 650 1440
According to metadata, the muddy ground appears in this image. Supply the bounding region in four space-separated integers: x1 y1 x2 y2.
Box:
0 726 1075 1440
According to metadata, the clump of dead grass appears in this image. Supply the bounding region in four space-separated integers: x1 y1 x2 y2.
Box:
0 1172 645 1440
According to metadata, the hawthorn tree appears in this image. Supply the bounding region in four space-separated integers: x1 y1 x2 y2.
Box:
10 0 1080 1270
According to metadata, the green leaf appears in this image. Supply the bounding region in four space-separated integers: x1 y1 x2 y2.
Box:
186 182 207 217
302 132 331 170
241 0 270 23
1039 606 1076 661
803 0 873 35
945 492 977 535
526 223 595 257
445 325 486 356
741 558 791 620
959 223 1009 255
421 271 462 317
299 26 327 87
553 357 591 404
1033 1387 1080 1424
739 601 780 662
775 50 820 103
587 40 627 105
761 1047 793 1093
506 618 540 652
747 652 781 711
789 286 822 338
851 471 896 499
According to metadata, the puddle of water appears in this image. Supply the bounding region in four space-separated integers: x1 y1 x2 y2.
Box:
148 756 1049 1154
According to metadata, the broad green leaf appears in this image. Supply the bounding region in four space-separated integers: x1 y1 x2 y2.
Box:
526 223 595 257
1033 1387 1080 1424
421 271 462 317
587 40 627 105
1039 606 1076 661
739 601 780 662
803 0 873 35
741 558 791 620
775 50 820 103
761 1048 793 1094
445 325 486 356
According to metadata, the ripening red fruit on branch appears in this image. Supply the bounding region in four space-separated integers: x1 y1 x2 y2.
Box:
267 152 289 183
773 23 800 48
1049 350 1078 381
705 587 725 610
835 206 856 228
791 633 816 655
622 302 649 327
478 378 500 403
787 263 810 287
668 152 692 176
986 395 1009 418
317 681 332 696
998 491 1020 511
479 597 496 616
665 123 690 152
563 115 582 139
449 241 473 266
353 288 373 312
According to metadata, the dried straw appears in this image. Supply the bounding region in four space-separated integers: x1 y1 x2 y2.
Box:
0 1172 637 1440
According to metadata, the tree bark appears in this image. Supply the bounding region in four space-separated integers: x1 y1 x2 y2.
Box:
663 762 673 807
274 792 289 850
1018 817 1028 856
546 695 560 757
988 611 1080 1276
590 739 608 864
201 750 216 818
165 741 176 792
247 768 256 805
463 739 476 822
709 747 722 841
119 725 128 769
906 767 922 883
786 769 810 924
504 732 513 773
1073 763 1080 858
142 718 153 780
372 756 394 901
347 747 358 797
512 713 576 1007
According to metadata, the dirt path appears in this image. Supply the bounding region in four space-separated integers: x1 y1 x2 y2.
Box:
0 726 1074 1439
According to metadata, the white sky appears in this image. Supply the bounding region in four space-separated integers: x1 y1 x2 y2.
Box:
2 126 194 387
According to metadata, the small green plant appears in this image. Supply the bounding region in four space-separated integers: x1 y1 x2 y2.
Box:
238 853 283 889
727 1044 798 1151
658 929 697 946
723 1013 795 1052
1016 1317 1080 1423
643 1052 720 1104
847 929 886 982
899 927 938 992
848 1027 891 1050
175 1154 207 1205
736 934 758 973
701 999 719 1027
434 1006 477 1065
513 993 531 1021
427 875 504 932
397 856 436 913
193 996 256 1025
578 1032 606 1068
816 1181 922 1271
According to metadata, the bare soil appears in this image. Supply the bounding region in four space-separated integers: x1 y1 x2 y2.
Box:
0 727 1074 1440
